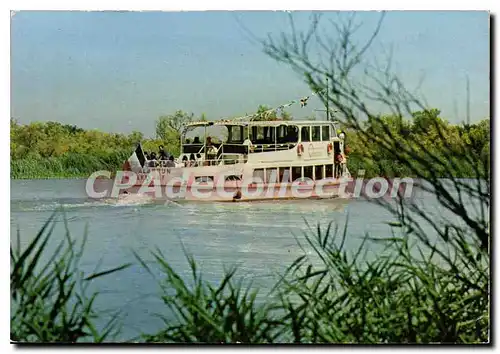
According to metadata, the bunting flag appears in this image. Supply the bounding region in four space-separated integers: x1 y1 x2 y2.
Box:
230 89 327 122
123 143 146 173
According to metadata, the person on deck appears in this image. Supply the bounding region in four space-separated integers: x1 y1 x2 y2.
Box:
158 145 168 160
189 153 197 167
149 152 158 167
206 137 217 164
165 155 176 167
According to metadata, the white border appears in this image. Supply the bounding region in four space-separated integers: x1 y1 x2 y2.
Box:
4 1 497 352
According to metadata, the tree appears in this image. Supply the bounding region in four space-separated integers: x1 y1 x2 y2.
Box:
252 105 292 121
155 110 194 141
260 12 489 342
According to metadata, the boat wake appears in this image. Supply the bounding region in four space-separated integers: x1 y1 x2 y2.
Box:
10 194 156 212
103 193 155 207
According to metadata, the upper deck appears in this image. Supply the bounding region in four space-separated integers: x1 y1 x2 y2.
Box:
178 118 346 167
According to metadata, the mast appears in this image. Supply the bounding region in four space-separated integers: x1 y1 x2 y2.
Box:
326 76 330 121
466 74 470 125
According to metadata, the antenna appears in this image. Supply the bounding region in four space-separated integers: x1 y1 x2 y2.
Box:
326 76 330 121
466 74 470 125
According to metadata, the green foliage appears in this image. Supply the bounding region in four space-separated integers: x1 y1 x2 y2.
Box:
11 211 131 342
252 105 292 121
344 111 490 178
10 109 490 179
10 117 181 178
155 110 195 154
136 248 282 343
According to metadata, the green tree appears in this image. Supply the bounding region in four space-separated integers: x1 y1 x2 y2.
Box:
253 105 292 121
156 110 194 140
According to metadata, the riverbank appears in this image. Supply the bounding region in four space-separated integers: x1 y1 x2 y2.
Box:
10 114 490 180
9 156 483 180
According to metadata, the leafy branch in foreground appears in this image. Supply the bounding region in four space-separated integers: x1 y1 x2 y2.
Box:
258 12 489 341
260 11 490 254
10 210 132 343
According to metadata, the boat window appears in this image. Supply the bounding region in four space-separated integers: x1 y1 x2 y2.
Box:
253 169 265 183
334 141 341 154
322 125 330 141
326 164 333 178
195 176 213 183
301 127 310 142
312 126 321 142
277 125 287 144
228 126 243 143
225 175 241 182
266 168 278 183
303 166 314 180
287 126 299 143
253 127 265 141
279 167 290 183
315 165 324 180
291 166 301 181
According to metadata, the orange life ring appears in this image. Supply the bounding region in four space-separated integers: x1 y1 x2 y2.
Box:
327 143 333 154
297 144 304 156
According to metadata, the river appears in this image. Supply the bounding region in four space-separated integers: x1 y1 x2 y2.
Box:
10 178 485 341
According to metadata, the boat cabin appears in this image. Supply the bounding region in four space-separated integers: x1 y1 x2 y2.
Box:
178 120 346 169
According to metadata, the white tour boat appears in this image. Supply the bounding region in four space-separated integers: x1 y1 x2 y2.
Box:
113 116 353 202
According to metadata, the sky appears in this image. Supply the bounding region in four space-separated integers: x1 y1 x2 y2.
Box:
11 11 490 136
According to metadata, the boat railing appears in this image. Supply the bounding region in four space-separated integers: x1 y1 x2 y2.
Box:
182 143 207 154
220 144 249 155
182 141 298 156
250 142 297 153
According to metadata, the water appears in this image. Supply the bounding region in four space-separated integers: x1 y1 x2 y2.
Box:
10 178 486 341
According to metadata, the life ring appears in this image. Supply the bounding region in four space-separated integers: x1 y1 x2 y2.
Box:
297 144 304 156
327 143 333 154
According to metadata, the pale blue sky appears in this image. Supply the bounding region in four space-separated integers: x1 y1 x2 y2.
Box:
11 11 489 136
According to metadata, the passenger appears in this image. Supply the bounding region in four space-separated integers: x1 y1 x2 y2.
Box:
149 152 158 167
165 155 176 167
158 145 168 160
185 138 191 144
243 137 253 153
189 153 197 167
206 137 217 163
334 153 342 178
193 137 201 144
182 155 189 167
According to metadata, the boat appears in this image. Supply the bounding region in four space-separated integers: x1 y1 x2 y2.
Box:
90 95 354 202
117 118 353 201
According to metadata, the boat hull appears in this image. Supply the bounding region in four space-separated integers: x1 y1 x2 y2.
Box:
90 177 354 203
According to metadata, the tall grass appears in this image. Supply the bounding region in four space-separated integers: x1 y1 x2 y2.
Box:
138 219 489 343
11 210 489 343
11 211 131 342
10 151 128 179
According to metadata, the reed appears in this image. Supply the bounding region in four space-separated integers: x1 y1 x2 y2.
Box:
139 218 489 343
11 209 489 343
10 210 131 343
11 151 128 179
